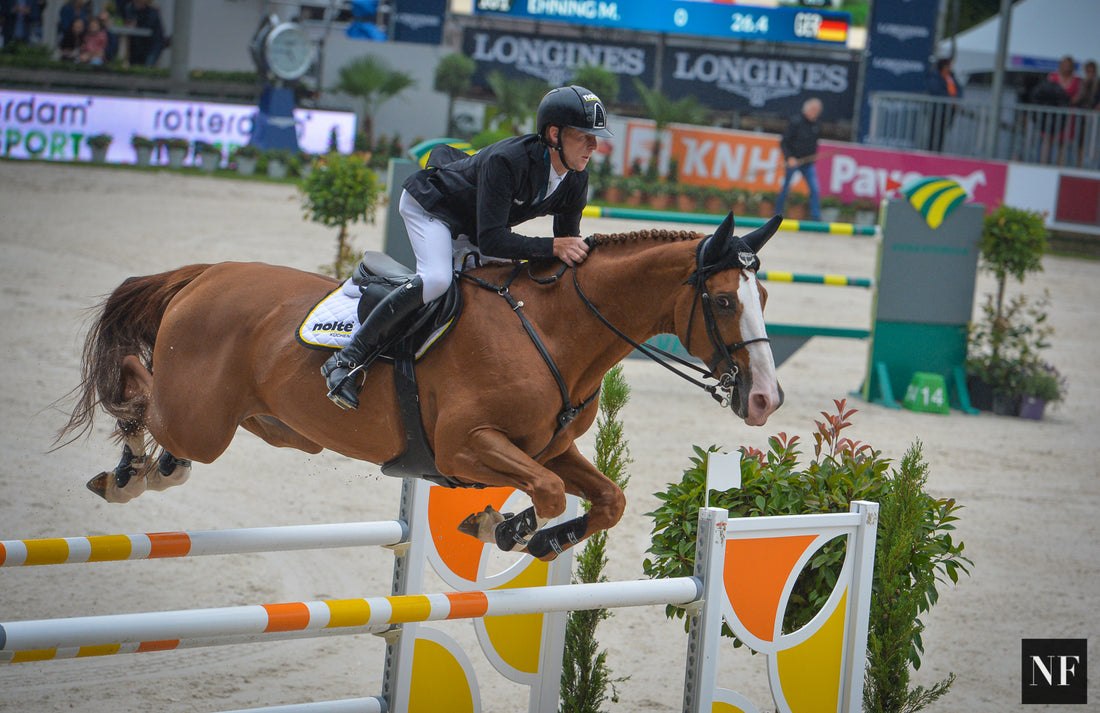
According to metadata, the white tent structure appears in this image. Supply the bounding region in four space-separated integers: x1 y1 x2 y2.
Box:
943 0 1100 76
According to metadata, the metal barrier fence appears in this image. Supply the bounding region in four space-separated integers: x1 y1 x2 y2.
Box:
867 91 1100 170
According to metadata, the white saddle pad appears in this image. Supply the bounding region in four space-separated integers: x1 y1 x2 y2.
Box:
298 278 361 349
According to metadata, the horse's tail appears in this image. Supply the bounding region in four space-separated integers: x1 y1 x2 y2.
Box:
57 264 213 447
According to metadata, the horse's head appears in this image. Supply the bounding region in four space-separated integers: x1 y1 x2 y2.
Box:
681 212 784 426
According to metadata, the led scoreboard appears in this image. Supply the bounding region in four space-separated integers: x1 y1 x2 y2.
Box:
473 0 850 46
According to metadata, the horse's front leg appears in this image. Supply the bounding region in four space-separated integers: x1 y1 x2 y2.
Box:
446 427 566 553
522 443 626 559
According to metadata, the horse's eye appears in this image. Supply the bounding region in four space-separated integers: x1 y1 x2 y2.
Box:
714 295 734 309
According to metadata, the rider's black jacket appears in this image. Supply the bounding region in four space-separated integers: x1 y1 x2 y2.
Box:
402 134 588 260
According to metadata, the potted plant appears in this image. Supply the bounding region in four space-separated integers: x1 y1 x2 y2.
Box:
966 204 1049 413
194 141 222 172
785 190 809 220
602 173 629 204
701 185 728 214
965 292 1054 415
729 187 748 216
157 137 191 168
820 195 844 223
623 175 648 207
757 191 777 218
264 148 295 179
647 180 673 211
674 183 701 214
232 144 261 176
86 134 112 162
852 196 879 225
131 135 155 166
1019 362 1065 420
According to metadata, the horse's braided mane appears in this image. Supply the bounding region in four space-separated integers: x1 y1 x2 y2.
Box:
588 229 703 247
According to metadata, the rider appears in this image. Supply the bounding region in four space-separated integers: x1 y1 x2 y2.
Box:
321 85 614 410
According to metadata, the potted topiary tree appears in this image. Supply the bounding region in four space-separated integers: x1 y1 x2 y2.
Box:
299 152 383 278
966 204 1050 414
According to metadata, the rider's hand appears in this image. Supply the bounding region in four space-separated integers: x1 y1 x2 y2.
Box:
553 237 589 266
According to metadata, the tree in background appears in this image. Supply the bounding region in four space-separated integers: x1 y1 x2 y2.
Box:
569 64 620 106
333 54 416 150
299 152 382 278
485 70 549 136
631 79 706 177
434 53 476 137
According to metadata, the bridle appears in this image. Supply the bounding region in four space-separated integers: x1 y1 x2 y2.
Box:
570 237 769 408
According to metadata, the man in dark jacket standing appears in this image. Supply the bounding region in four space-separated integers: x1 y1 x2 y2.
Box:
321 85 612 410
776 97 823 222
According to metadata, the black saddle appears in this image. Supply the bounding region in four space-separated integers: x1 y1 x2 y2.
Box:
352 251 462 362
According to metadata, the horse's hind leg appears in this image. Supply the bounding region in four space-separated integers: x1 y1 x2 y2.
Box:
86 421 155 502
145 451 192 491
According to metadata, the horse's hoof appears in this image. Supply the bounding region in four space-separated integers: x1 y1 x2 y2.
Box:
457 505 506 543
493 506 539 551
87 472 110 500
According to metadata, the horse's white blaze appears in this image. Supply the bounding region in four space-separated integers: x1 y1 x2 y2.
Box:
737 273 781 425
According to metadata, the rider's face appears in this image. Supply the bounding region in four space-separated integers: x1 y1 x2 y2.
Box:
554 126 599 172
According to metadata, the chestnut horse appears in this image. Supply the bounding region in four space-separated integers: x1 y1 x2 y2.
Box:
60 213 782 559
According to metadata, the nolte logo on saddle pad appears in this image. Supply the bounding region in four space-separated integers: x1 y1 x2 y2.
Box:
1022 638 1087 704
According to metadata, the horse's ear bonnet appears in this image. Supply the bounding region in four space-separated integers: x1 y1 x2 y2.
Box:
691 211 780 284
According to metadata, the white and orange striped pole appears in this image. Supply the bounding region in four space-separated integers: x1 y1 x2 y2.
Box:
0 578 701 662
0 521 408 567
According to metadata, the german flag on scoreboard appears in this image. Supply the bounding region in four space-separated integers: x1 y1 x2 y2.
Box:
816 18 848 43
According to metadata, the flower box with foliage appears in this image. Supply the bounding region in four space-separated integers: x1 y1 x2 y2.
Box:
644 400 970 711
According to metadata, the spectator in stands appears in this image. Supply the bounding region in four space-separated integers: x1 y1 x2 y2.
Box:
775 97 823 223
926 57 963 153
1047 55 1082 164
1 0 45 49
124 0 165 67
1076 60 1099 110
57 0 92 37
80 15 108 64
95 7 119 61
58 15 85 61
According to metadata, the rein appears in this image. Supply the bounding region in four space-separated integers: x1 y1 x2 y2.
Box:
570 263 769 408
459 264 600 459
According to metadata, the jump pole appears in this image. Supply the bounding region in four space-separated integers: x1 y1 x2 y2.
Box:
0 521 409 567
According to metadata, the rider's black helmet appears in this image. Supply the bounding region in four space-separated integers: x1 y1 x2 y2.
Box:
536 85 614 141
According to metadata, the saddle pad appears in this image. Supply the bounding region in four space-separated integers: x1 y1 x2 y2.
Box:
297 277 457 359
298 278 361 349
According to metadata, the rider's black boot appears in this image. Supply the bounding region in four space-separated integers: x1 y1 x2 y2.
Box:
321 276 424 410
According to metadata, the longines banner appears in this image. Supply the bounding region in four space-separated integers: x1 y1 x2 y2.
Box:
462 27 656 105
858 0 937 140
661 46 859 121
